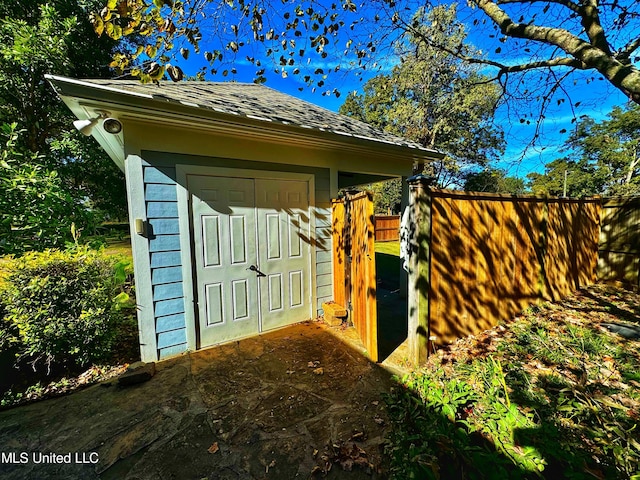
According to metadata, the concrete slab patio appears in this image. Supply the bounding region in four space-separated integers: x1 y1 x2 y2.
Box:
0 321 403 480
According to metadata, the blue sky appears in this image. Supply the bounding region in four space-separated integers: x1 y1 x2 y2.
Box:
162 0 635 182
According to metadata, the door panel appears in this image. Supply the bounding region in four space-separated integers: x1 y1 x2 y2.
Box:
190 176 259 347
188 174 312 347
256 179 312 330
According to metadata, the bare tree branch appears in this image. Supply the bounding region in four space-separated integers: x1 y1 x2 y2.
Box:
473 0 640 102
403 15 586 76
617 36 640 62
496 0 581 14
500 57 586 73
475 0 592 52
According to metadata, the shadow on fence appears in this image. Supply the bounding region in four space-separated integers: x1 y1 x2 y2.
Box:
426 190 600 346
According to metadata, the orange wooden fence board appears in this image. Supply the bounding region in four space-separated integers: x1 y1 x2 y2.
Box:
428 191 600 345
374 215 400 242
331 200 346 308
332 194 378 361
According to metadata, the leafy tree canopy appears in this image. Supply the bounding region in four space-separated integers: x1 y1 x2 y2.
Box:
369 178 402 215
464 168 526 194
0 124 94 254
93 0 640 112
0 0 130 251
339 5 504 187
528 103 640 196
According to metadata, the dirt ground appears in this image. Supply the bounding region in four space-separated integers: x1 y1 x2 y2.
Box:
0 321 406 480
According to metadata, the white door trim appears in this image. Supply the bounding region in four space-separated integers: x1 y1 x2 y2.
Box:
176 165 316 351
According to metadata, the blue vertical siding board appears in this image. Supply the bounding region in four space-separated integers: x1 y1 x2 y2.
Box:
140 163 186 360
157 328 187 349
150 251 182 268
156 313 186 333
147 201 179 218
158 343 188 359
153 282 184 301
155 298 185 317
149 235 182 252
152 266 183 285
143 166 176 184
145 184 178 202
149 218 180 235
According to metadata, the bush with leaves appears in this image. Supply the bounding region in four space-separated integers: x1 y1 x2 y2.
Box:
0 123 96 255
0 246 133 370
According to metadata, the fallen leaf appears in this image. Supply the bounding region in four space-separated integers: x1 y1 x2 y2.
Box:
313 367 324 375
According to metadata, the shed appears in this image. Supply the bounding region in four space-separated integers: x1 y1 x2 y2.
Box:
46 76 442 362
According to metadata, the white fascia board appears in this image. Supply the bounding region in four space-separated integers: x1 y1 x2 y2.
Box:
46 75 444 164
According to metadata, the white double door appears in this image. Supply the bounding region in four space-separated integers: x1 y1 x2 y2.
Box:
189 174 312 348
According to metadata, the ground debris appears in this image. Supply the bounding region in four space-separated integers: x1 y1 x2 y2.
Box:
118 361 156 386
312 433 378 476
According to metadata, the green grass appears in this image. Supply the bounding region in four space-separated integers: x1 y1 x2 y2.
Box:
375 241 400 290
102 237 133 257
375 240 400 257
384 285 640 479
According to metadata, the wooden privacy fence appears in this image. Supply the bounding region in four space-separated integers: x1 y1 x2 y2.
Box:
598 197 640 288
332 192 378 361
331 180 636 366
374 215 400 242
407 180 601 362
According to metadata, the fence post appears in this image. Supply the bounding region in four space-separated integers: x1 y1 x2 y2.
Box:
400 176 409 299
406 175 434 366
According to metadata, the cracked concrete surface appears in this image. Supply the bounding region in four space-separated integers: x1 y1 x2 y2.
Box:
0 321 401 479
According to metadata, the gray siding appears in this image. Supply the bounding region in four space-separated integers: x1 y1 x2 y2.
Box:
143 164 188 359
314 204 333 314
314 172 333 315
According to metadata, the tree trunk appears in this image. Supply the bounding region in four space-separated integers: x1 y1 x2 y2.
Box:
625 146 639 185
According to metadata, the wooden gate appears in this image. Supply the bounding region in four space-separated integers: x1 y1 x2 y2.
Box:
332 192 378 361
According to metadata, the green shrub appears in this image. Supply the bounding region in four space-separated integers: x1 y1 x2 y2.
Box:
0 247 133 369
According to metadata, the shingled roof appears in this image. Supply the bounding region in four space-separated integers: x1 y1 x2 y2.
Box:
79 79 432 152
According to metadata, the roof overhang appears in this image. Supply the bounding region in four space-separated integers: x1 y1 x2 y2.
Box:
46 75 444 171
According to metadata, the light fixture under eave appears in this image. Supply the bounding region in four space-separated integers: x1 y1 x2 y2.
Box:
102 118 122 134
73 117 101 136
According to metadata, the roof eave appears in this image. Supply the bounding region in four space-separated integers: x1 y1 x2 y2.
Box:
46 75 445 163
